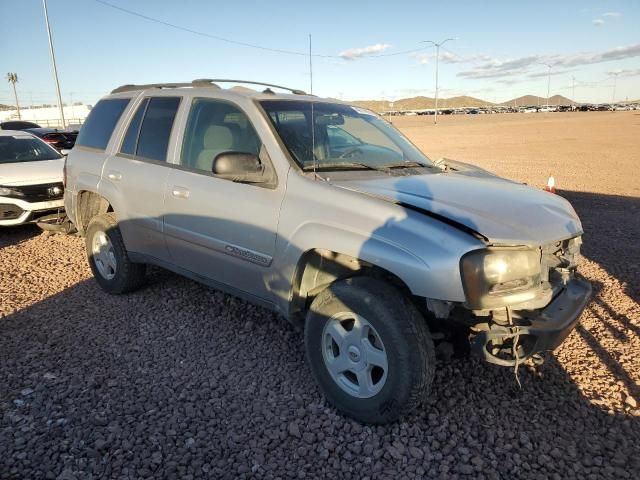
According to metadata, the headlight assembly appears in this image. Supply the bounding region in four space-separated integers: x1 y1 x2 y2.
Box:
461 247 542 309
0 186 24 197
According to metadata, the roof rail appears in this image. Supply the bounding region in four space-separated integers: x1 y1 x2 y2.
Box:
193 79 306 95
111 79 306 95
110 82 218 94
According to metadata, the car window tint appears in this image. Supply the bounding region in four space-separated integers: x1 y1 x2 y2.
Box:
181 98 261 172
120 98 149 155
76 98 130 150
135 97 180 162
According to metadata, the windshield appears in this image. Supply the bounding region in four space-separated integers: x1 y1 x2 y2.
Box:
0 135 62 164
260 100 432 170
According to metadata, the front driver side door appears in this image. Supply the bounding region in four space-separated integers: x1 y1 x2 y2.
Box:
163 97 284 302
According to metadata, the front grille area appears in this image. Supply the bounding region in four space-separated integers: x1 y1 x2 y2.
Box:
0 204 24 220
541 236 582 283
2 183 64 202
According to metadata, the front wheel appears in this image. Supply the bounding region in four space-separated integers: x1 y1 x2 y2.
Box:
85 213 146 294
304 277 435 424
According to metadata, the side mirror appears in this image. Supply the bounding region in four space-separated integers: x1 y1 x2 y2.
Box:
212 151 265 183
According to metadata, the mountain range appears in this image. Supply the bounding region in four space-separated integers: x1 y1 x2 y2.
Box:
351 94 575 112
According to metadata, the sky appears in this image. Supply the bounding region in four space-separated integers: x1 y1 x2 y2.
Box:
1 0 639 107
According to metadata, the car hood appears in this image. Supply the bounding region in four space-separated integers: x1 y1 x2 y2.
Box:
0 158 64 186
332 162 583 245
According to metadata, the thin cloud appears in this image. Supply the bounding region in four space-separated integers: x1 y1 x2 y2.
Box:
603 12 621 17
527 68 577 79
458 44 640 79
608 68 640 77
592 19 605 26
409 52 430 65
338 43 390 60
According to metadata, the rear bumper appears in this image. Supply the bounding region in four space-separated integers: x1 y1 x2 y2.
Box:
470 277 592 366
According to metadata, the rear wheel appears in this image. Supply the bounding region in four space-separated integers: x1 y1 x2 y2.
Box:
305 277 435 424
85 213 146 294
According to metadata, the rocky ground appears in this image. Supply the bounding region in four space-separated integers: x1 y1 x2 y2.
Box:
1 112 639 479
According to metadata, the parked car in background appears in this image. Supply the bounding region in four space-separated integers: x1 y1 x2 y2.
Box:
23 127 78 154
0 130 65 226
64 79 592 424
0 121 78 154
0 120 42 130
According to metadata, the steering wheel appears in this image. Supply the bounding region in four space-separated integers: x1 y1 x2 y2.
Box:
339 146 364 159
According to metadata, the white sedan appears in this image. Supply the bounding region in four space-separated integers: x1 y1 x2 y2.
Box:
0 130 65 226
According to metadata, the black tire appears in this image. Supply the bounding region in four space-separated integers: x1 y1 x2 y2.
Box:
304 276 435 424
85 213 146 294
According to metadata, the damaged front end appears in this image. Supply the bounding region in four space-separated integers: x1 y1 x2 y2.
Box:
431 236 592 366
469 236 591 366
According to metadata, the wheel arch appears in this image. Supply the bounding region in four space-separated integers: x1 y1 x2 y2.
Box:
75 190 114 235
287 248 416 326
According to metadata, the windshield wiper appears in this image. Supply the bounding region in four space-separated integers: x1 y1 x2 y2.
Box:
302 162 391 173
380 160 432 169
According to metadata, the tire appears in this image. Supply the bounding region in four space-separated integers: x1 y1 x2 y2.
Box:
85 213 146 294
304 276 435 424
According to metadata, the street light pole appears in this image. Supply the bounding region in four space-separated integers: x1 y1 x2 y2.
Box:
611 72 620 104
422 38 455 124
536 63 553 109
42 0 65 128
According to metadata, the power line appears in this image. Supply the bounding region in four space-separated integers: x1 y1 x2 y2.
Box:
94 0 427 59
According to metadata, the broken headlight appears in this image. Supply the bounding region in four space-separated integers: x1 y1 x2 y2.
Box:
460 247 542 309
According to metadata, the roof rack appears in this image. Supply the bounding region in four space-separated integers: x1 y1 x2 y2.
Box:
111 79 306 95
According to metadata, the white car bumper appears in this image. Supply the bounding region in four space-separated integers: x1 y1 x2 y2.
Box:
0 196 65 226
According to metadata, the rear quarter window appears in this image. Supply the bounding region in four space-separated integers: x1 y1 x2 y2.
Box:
76 98 130 150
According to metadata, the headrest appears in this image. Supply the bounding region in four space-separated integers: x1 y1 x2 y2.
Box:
203 125 233 150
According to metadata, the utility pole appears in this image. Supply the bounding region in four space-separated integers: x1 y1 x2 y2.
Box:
538 63 553 108
6 73 21 119
611 72 620 104
43 0 65 128
422 38 455 124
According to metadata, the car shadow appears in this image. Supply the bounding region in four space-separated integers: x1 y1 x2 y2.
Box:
0 224 42 250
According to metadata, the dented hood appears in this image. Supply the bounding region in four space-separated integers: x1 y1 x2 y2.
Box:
333 165 583 245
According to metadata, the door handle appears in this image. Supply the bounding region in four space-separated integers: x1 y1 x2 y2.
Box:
107 171 122 181
171 186 190 199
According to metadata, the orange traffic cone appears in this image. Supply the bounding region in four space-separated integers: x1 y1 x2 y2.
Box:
544 175 556 193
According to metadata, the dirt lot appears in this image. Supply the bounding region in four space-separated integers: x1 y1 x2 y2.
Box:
1 111 639 479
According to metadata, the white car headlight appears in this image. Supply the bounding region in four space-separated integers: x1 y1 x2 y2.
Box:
461 247 542 309
0 186 13 196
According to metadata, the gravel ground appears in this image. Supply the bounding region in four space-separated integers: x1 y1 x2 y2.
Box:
1 112 639 479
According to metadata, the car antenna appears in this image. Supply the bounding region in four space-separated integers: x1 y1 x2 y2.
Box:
309 34 319 181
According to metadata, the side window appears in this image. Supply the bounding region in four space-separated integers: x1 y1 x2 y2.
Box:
76 98 130 150
119 97 180 162
120 98 149 155
181 98 261 172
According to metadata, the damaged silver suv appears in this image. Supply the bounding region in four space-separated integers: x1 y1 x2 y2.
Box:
64 79 591 423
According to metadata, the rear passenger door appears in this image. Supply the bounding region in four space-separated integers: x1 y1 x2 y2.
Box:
102 96 181 261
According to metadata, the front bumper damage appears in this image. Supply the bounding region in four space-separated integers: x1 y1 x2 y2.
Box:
470 277 592 366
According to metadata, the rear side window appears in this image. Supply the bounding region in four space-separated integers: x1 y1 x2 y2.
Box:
76 98 130 150
120 98 149 155
135 97 181 161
